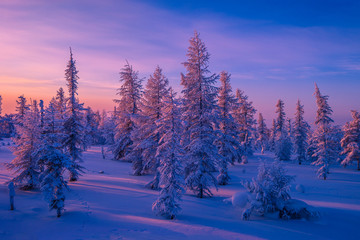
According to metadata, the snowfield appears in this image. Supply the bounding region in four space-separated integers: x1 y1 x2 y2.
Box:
1 142 360 240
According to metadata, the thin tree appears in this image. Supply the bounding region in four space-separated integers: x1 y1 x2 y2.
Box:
15 95 30 120
215 71 241 185
181 31 220 198
63 48 84 182
293 100 310 165
256 113 269 154
152 89 185 219
233 89 256 164
112 62 143 162
310 83 337 179
269 119 276 152
133 66 169 187
83 107 99 150
274 100 292 161
100 109 116 145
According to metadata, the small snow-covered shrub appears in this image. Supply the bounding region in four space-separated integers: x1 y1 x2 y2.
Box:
241 161 294 220
279 199 320 220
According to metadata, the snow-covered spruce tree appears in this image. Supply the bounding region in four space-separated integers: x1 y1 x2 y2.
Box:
63 48 84 182
14 95 30 137
233 89 256 164
310 83 337 180
269 119 276 152
256 113 269 154
242 161 294 220
181 31 220 198
83 107 100 150
8 99 41 190
112 62 143 162
132 66 169 186
341 110 360 170
293 100 310 165
36 101 72 217
274 100 292 161
97 110 107 145
15 95 30 121
152 89 185 219
214 71 241 185
275 100 286 134
100 109 116 145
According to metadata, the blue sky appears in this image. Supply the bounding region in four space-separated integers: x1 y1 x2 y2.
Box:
0 0 359 125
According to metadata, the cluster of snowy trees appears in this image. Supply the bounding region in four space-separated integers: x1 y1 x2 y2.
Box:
2 31 360 220
253 84 359 180
110 32 261 218
109 32 360 218
4 49 112 217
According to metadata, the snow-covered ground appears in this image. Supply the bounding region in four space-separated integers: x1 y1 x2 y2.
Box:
1 140 360 240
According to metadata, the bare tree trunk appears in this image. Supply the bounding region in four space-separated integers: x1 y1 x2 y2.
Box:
10 196 14 210
57 208 61 217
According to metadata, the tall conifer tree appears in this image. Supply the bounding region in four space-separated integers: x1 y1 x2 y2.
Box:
132 66 169 186
63 48 84 182
152 89 185 219
293 100 310 165
310 83 337 179
215 71 241 185
256 113 269 154
112 62 143 162
233 89 256 163
181 31 220 198
341 110 360 170
274 100 292 161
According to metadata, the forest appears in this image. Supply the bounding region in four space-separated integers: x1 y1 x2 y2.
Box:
0 31 360 240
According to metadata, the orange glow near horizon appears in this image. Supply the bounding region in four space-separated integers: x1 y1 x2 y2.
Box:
0 76 116 115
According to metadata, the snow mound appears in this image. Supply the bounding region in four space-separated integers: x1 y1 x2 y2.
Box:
295 184 305 193
226 191 250 208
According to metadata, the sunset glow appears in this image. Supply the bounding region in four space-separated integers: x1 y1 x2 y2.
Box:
1 0 360 123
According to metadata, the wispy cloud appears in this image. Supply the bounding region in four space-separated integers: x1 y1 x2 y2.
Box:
0 0 359 124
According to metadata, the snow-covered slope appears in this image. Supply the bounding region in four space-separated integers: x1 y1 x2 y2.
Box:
1 142 360 240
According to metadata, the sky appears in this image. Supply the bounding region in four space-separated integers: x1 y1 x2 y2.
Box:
0 0 360 125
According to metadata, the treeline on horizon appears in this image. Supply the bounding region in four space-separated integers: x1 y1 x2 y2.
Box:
0 32 359 219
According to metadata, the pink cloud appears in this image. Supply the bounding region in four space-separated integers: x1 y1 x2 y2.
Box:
0 0 359 125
